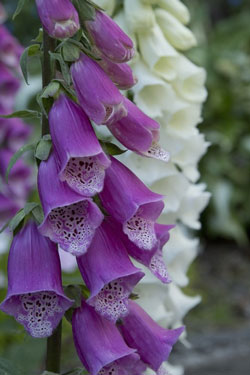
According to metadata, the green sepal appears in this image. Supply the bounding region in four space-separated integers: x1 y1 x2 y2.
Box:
62 42 81 62
12 0 28 20
86 0 104 11
49 52 71 85
32 28 43 43
63 284 90 323
72 0 96 25
20 44 41 84
0 110 41 119
100 141 127 156
31 205 44 225
37 81 61 117
35 134 52 161
5 142 36 183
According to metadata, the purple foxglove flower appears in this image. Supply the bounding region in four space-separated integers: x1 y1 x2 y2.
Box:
0 3 7 24
85 10 134 63
72 299 146 375
71 53 127 125
0 193 19 226
38 151 103 256
0 63 20 109
0 26 23 68
108 98 170 162
35 0 80 39
108 218 173 284
120 300 185 371
99 157 164 251
77 219 144 322
49 94 110 197
0 221 73 338
2 117 31 151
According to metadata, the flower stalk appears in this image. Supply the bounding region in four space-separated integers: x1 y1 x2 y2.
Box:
45 320 62 373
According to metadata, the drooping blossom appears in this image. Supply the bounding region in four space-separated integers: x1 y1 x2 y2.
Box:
71 53 127 125
85 10 134 63
35 0 80 39
72 299 146 375
49 94 110 197
77 219 144 322
99 157 164 251
0 221 73 338
38 151 103 256
119 300 184 371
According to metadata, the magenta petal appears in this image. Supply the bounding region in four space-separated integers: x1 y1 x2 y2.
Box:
120 301 185 371
0 221 73 338
49 94 110 196
71 53 127 125
85 10 134 63
38 152 103 256
35 0 80 39
72 300 143 375
77 219 144 321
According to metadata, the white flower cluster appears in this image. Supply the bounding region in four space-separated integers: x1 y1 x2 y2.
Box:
94 0 210 373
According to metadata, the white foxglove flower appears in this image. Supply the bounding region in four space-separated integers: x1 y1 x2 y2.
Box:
172 54 208 103
124 0 156 33
155 8 197 50
142 0 190 25
93 0 115 16
138 24 178 81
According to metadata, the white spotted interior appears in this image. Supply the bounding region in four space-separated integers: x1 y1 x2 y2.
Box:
143 142 170 162
149 251 170 283
48 201 95 256
99 361 128 375
90 279 130 322
62 156 106 196
124 212 157 250
15 292 62 338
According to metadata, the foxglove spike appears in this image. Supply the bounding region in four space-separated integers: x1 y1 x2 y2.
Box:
72 300 146 375
49 94 110 197
35 0 80 39
0 63 20 109
0 117 31 151
38 152 103 256
0 221 73 338
120 300 184 371
0 26 23 68
71 53 127 125
99 157 164 251
108 98 169 162
85 10 134 63
77 220 144 322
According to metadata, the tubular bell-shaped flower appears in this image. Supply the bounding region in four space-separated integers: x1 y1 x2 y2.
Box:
49 94 110 197
71 53 127 125
77 219 144 322
72 300 146 375
120 300 184 371
107 97 169 162
85 10 134 63
38 152 103 256
35 0 80 39
99 157 164 251
0 221 73 338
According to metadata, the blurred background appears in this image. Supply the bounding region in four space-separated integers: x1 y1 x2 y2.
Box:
0 0 250 374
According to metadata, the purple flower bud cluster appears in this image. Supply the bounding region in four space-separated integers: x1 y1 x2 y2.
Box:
1 5 183 373
0 7 32 227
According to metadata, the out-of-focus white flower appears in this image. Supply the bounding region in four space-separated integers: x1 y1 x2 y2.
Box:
172 54 207 103
124 0 155 33
155 8 196 50
138 24 178 81
142 0 190 25
93 0 115 16
59 247 77 273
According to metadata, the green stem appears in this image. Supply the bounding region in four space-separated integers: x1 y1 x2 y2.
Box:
45 320 62 373
42 29 56 136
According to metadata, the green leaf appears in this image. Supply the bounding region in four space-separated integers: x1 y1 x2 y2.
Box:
8 209 26 232
5 143 36 183
100 141 127 156
20 44 41 84
72 0 96 25
86 0 104 11
0 357 22 375
35 136 52 161
62 42 81 62
24 202 39 215
12 0 28 20
62 368 88 375
49 52 71 85
0 110 41 119
32 205 44 224
32 28 43 43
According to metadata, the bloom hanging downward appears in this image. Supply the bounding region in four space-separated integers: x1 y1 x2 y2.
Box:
49 94 110 197
108 98 170 162
38 152 103 256
0 221 73 338
72 300 146 375
77 219 144 322
71 53 127 125
35 0 80 39
85 10 134 63
99 157 164 251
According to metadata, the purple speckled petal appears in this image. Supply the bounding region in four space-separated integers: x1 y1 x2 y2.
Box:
38 152 103 256
99 157 164 250
120 301 185 371
77 219 144 322
72 300 144 375
71 53 127 125
0 221 73 338
49 94 110 196
85 10 134 63
35 0 80 39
